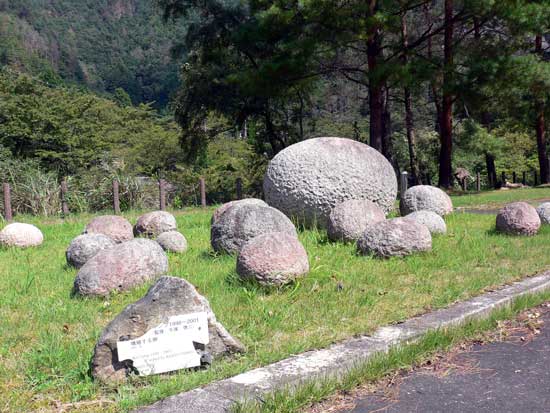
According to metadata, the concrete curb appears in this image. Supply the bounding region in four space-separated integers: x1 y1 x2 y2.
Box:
133 272 550 413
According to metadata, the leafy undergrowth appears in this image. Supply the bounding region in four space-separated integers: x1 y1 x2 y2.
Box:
1 206 550 412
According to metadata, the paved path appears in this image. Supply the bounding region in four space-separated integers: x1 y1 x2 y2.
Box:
345 308 550 413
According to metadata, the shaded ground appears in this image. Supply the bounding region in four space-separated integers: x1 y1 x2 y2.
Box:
309 303 550 413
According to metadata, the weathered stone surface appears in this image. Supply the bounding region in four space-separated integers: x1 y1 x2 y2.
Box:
66 234 116 268
496 202 541 236
211 198 268 225
73 238 168 296
327 199 386 242
211 204 297 254
404 210 447 235
536 202 550 224
0 223 43 248
134 211 177 238
84 215 133 243
357 218 432 258
156 231 188 253
92 276 244 383
400 185 453 216
263 137 397 227
237 232 309 286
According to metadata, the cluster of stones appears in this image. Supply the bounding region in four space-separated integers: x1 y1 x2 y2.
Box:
0 222 44 248
211 199 309 287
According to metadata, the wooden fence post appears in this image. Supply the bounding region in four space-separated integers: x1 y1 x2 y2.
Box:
400 171 408 199
476 172 481 191
199 177 206 208
522 172 526 186
60 178 69 217
3 183 12 221
112 180 121 215
512 172 516 183
236 177 243 200
159 179 166 211
501 171 506 184
534 170 538 186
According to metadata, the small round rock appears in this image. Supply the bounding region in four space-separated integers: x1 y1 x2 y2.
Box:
404 210 447 235
496 202 540 236
156 231 188 253
84 215 133 243
237 232 309 286
327 199 386 242
536 202 550 224
134 211 177 238
400 185 453 216
0 223 44 248
211 198 268 225
357 218 432 258
66 234 116 268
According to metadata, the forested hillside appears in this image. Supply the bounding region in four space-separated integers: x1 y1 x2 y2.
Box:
0 0 186 107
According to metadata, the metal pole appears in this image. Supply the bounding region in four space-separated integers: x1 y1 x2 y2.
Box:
400 171 408 199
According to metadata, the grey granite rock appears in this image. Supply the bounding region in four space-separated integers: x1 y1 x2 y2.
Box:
536 202 550 224
156 231 188 253
263 137 397 227
357 218 432 258
496 202 541 236
327 199 386 242
237 232 309 286
211 199 268 225
400 185 453 216
211 204 297 254
91 276 244 383
84 215 133 243
73 238 168 296
0 222 43 248
404 210 447 235
66 234 115 268
134 211 177 238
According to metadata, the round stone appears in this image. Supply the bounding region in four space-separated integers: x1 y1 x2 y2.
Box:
156 231 188 253
0 223 43 248
84 215 133 243
211 198 268 225
536 202 550 224
237 232 309 286
357 218 432 258
66 234 116 268
400 185 453 216
496 202 540 236
404 210 447 235
263 137 397 227
327 199 386 242
211 204 297 254
73 238 169 296
134 211 177 238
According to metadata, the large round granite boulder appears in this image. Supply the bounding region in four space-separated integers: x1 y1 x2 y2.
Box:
404 210 447 235
0 223 43 248
536 202 550 224
84 215 133 243
66 234 116 268
237 232 309 286
357 218 432 258
211 204 297 254
327 199 386 242
496 202 540 236
263 137 397 227
400 185 453 216
211 198 268 225
73 238 168 296
156 231 188 253
134 211 177 238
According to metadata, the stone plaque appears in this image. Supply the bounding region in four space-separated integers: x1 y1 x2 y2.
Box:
117 312 208 376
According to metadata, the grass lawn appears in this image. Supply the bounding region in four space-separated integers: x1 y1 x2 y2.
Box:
451 187 550 209
2 195 550 412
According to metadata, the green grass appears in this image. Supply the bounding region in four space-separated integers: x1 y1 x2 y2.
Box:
233 291 550 413
2 201 550 412
451 187 550 208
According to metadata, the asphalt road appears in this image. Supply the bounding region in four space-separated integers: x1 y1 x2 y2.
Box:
347 309 550 413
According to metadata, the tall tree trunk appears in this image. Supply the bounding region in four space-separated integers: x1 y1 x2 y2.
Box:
438 0 454 188
485 152 497 188
535 34 549 184
382 85 394 164
424 3 442 133
367 0 383 152
400 8 421 184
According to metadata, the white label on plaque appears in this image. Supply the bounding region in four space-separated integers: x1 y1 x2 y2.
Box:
117 312 209 376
